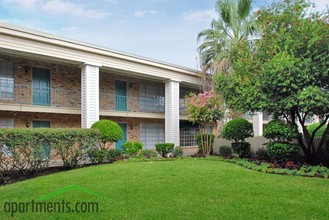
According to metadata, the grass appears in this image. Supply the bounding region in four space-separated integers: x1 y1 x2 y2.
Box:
1 157 329 219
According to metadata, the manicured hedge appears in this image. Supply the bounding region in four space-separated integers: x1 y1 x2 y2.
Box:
0 128 101 172
155 143 175 157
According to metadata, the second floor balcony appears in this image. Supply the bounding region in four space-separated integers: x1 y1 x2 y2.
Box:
0 84 187 116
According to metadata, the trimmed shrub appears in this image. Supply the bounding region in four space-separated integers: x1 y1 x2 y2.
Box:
0 128 50 173
47 129 101 168
87 149 107 164
88 148 123 164
222 118 253 158
173 147 184 157
263 119 298 142
219 146 233 157
121 142 143 155
255 148 270 160
140 150 157 158
264 119 299 162
267 142 299 162
106 149 123 162
222 118 254 143
232 142 251 158
155 143 174 157
91 120 123 148
195 134 215 154
0 128 101 171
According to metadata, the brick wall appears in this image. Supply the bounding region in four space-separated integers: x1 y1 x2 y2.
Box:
0 54 82 108
0 110 165 145
1 54 168 111
0 111 81 128
99 72 165 112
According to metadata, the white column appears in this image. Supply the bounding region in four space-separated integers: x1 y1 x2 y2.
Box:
253 112 263 136
80 62 101 128
165 79 180 146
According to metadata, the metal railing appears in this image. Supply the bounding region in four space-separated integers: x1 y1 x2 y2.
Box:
0 84 81 108
0 84 187 114
100 94 166 113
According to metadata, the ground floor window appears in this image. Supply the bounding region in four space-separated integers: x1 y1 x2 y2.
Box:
140 123 165 149
0 118 14 128
180 128 198 147
0 118 14 156
180 121 198 147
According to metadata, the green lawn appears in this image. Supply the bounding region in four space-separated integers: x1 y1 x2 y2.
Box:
1 158 329 219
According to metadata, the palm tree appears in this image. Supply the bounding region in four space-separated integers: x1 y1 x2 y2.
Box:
197 0 256 76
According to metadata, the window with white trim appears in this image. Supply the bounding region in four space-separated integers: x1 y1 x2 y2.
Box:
0 61 14 99
140 123 165 149
0 118 14 128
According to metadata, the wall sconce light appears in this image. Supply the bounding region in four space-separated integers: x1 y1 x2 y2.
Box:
25 66 31 73
25 122 30 128
129 83 134 88
130 124 133 129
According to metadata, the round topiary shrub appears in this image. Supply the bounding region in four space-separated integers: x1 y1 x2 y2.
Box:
263 119 298 142
264 119 299 162
222 118 253 158
222 118 254 143
91 120 123 147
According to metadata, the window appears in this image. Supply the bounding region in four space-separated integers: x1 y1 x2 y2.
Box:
0 119 14 156
140 123 165 149
0 119 14 128
180 128 198 147
0 61 14 99
139 83 165 112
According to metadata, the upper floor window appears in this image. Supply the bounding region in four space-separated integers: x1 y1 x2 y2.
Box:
140 83 165 112
0 61 14 99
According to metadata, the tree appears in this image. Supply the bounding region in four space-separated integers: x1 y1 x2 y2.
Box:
91 120 123 149
222 118 253 157
185 89 224 155
216 0 329 164
197 0 256 76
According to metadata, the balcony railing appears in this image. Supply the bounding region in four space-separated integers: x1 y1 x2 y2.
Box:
0 84 187 114
100 94 165 113
0 84 81 108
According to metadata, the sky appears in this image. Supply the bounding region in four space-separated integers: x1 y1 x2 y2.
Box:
0 0 327 70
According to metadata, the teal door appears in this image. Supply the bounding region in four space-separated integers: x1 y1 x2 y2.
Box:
33 67 50 106
115 80 127 111
116 123 127 150
32 121 51 159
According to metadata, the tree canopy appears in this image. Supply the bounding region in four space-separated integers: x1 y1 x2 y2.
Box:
216 0 329 163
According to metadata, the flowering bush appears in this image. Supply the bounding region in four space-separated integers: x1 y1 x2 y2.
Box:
185 89 224 155
185 89 224 124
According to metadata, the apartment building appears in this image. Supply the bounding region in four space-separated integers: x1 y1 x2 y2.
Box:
0 22 200 150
